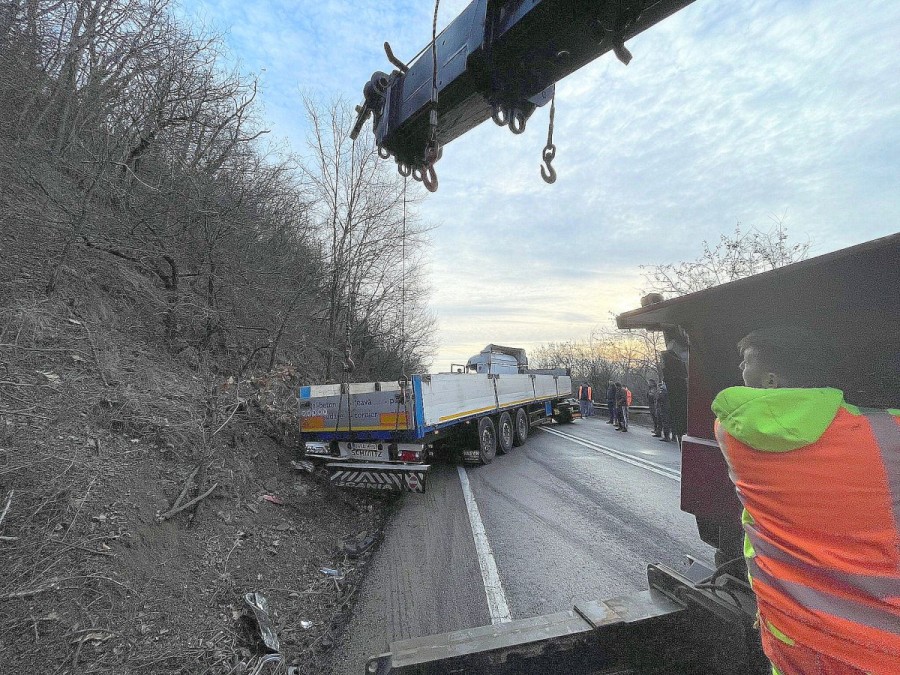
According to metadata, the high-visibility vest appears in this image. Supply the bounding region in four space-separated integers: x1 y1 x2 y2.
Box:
625 388 632 406
712 386 900 674
579 385 592 401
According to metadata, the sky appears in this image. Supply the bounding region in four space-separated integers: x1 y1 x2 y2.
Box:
181 0 900 371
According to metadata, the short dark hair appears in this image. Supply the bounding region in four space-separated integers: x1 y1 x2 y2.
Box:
737 327 835 388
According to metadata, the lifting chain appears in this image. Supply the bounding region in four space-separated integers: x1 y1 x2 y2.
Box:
540 91 557 184
419 0 442 193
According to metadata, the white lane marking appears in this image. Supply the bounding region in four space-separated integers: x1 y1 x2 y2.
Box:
543 427 681 481
457 466 512 624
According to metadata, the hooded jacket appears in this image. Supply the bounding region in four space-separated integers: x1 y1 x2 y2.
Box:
713 387 900 673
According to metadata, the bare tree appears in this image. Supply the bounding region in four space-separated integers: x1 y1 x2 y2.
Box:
642 220 809 296
532 329 661 405
301 97 435 381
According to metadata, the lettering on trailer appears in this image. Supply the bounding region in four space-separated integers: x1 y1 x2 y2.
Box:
302 390 411 429
330 469 427 493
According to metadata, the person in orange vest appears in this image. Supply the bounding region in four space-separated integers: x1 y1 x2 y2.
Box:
577 382 593 418
614 382 631 431
712 327 900 675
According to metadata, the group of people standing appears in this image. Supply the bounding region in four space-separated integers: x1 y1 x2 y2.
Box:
575 379 677 441
604 381 632 431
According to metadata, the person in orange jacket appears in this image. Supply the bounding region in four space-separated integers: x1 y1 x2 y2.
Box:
577 382 593 418
712 327 900 675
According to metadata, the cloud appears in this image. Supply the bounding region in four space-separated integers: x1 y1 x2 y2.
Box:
180 0 900 372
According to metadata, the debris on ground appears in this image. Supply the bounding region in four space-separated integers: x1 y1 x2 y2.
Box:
242 592 281 653
291 460 315 473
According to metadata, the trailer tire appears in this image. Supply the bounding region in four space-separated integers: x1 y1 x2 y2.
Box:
513 408 529 446
497 412 514 454
477 417 497 464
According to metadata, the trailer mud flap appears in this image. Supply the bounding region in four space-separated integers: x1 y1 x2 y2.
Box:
327 462 429 493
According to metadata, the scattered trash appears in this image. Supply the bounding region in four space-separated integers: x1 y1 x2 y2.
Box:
319 568 344 580
262 495 284 506
242 592 281 653
291 460 315 473
299 620 313 630
340 531 379 558
275 522 291 531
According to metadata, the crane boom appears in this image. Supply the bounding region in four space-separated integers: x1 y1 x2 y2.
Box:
351 0 696 190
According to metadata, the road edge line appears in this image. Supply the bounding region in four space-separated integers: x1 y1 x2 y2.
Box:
456 466 512 625
543 427 680 481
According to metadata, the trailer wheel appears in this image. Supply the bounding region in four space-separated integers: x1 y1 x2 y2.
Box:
513 408 529 446
497 412 514 454
477 417 497 464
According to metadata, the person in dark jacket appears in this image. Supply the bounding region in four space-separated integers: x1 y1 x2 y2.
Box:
648 379 661 437
606 381 616 424
614 382 629 431
661 350 687 445
657 381 672 441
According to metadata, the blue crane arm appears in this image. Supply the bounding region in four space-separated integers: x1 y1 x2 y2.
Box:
351 0 696 189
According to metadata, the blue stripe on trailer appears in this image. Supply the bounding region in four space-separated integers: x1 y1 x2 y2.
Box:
412 375 427 438
299 386 311 399
545 400 552 416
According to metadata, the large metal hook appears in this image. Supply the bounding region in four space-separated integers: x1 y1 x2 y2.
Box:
422 164 438 193
540 143 557 184
491 104 509 127
508 108 527 134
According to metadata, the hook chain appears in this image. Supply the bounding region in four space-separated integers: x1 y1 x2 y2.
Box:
540 91 557 184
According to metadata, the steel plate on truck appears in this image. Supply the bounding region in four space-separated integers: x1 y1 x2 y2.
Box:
328 462 429 493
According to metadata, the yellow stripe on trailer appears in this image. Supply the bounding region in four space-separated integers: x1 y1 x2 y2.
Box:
439 404 498 423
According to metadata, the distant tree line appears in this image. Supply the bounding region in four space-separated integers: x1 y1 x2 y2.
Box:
531 329 663 406
533 221 809 405
0 0 434 381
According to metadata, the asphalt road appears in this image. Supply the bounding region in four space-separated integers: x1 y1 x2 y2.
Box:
325 416 715 675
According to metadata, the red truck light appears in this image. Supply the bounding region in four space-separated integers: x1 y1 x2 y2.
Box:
399 450 421 462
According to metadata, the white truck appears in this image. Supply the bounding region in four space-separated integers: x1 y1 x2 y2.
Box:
299 345 574 492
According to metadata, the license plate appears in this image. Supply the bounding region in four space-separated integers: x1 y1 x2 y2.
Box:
351 442 378 451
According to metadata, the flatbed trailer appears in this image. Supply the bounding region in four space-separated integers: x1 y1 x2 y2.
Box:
299 371 573 492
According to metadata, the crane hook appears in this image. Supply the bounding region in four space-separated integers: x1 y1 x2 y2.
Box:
540 143 557 184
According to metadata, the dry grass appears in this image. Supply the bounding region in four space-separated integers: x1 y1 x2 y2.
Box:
0 252 397 674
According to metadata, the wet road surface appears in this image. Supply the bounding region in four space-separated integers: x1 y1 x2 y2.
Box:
326 416 715 674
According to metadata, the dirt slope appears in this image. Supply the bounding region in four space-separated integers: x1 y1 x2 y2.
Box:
0 236 396 674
